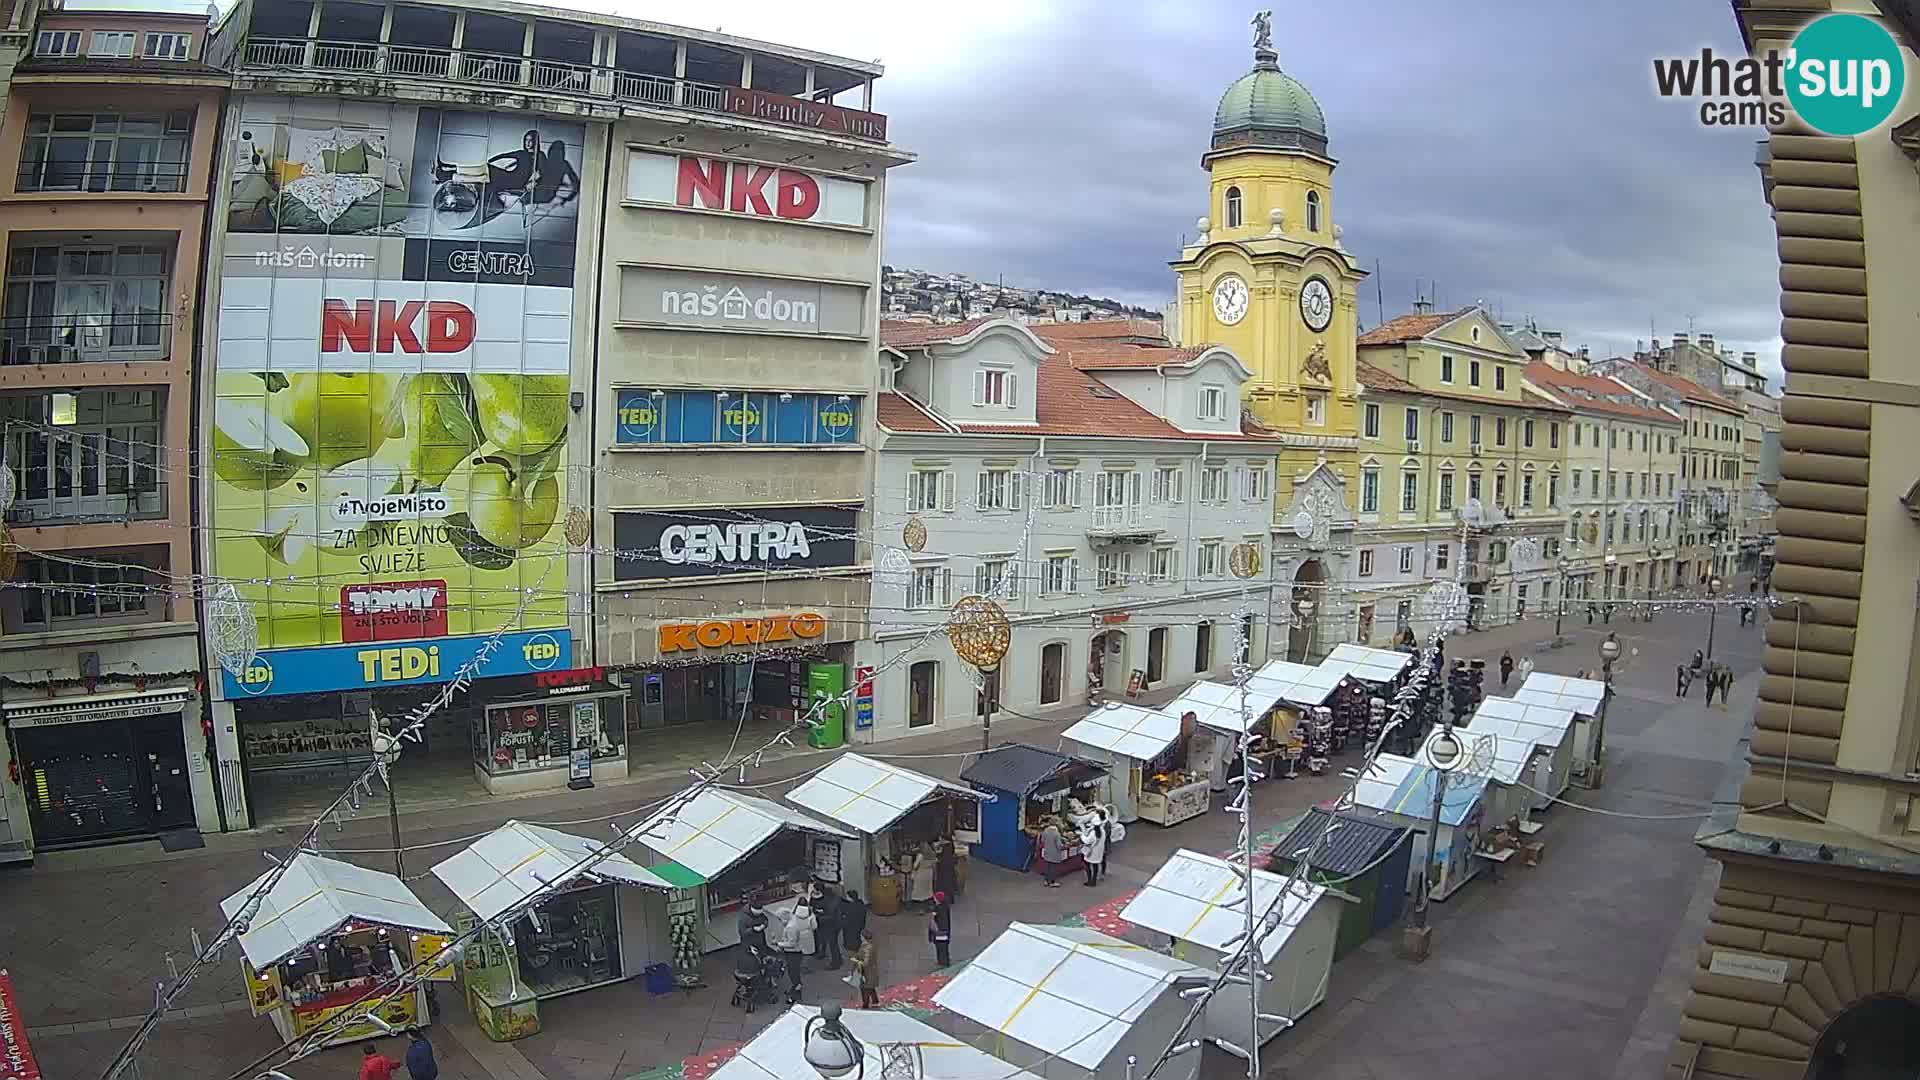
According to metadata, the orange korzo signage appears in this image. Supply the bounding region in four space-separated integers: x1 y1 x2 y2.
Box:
659 612 828 654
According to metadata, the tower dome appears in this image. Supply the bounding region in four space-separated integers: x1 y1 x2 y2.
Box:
1211 39 1327 157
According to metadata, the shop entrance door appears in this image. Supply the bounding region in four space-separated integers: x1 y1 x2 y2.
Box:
1146 628 1166 687
17 712 192 846
1039 643 1064 706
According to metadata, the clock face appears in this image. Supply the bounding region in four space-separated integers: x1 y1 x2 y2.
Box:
1300 277 1334 332
1212 274 1250 326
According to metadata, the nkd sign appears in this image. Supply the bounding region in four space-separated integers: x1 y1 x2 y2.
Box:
626 151 869 229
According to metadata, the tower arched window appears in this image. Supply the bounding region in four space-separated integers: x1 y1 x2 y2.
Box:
1306 190 1322 233
1224 186 1243 229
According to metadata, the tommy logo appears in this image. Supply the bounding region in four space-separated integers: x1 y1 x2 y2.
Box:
320 299 476 354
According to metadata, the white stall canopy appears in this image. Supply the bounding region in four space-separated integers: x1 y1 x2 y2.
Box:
1317 643 1413 685
1121 848 1327 965
1061 703 1184 762
1416 727 1535 788
1513 672 1606 716
628 788 853 881
933 922 1205 1073
1163 680 1286 734
1247 659 1344 708
1471 697 1577 752
785 753 985 837
431 820 673 922
712 1004 1045 1080
221 852 451 972
1351 754 1488 827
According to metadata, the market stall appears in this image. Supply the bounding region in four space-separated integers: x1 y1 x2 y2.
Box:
1245 660 1344 779
933 922 1208 1080
1315 644 1414 758
1511 672 1607 779
1268 809 1414 959
1349 753 1490 902
223 853 454 1049
430 820 674 1038
1161 679 1292 792
784 753 987 917
1465 696 1579 809
1417 725 1544 844
712 1004 1046 1080
959 743 1109 873
1121 848 1340 1052
628 789 855 953
1060 703 1205 826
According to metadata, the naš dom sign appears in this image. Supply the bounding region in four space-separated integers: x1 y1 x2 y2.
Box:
658 613 828 654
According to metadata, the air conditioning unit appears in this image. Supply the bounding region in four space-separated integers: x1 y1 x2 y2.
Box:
1469 441 1484 455
1406 439 1421 453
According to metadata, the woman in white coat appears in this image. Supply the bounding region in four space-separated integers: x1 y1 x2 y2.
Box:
786 901 819 971
1080 816 1107 886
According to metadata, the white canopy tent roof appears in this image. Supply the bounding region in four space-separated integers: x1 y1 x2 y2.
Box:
933 922 1205 1072
1471 696 1577 746
1318 643 1413 685
431 820 673 922
1060 703 1184 761
1350 753 1489 827
1513 672 1606 717
785 753 985 836
1417 726 1537 786
628 789 853 881
1163 680 1285 734
220 852 452 972
1247 659 1343 707
710 1005 1046 1080
1121 848 1330 964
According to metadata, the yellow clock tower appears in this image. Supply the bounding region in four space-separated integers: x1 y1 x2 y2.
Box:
1171 17 1368 507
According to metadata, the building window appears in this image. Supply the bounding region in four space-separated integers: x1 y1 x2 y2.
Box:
1400 471 1418 513
18 111 191 193
973 367 1016 407
1403 407 1420 442
1150 545 1178 584
1435 544 1450 570
1197 540 1224 579
1440 355 1454 383
1572 424 1582 448
1494 473 1507 506
907 468 952 513
1495 417 1508 446
1363 403 1380 439
1398 546 1414 573
1440 411 1454 442
1242 464 1270 502
1358 548 1374 576
1096 550 1132 589
4 390 162 524
909 565 951 610
1042 468 1079 510
1305 190 1322 232
90 31 136 58
1521 473 1534 506
1550 422 1560 449
1360 468 1379 513
908 661 938 728
1224 186 1243 229
1042 554 1079 595
1495 366 1507 391
1548 473 1560 507
1469 359 1482 387
1571 470 1582 494
976 468 1023 511
1151 466 1183 504
1200 466 1228 503
1610 427 1619 449
1194 622 1212 672
14 553 158 630
1523 419 1535 447
4 243 172 364
1438 471 1455 510
1607 471 1617 498
143 32 192 60
1304 393 1326 425
975 558 1019 600
35 30 81 57
1468 469 1482 501
1469 414 1482 446
1198 384 1226 420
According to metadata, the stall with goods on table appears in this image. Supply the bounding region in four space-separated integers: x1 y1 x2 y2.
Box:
1511 672 1607 780
1244 659 1344 778
1267 808 1414 959
1161 675 1306 792
1121 848 1341 1052
629 788 855 953
1415 725 1547 869
1314 644 1415 760
784 753 986 917
1464 696 1578 809
1060 703 1204 826
223 853 455 1049
430 820 675 1040
1348 753 1489 903
958 743 1108 873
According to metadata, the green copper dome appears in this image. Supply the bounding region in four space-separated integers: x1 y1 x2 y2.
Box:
1211 49 1327 157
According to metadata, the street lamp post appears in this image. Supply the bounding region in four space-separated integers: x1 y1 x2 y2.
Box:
804 1003 866 1080
1592 633 1621 790
1552 556 1569 647
1403 724 1462 962
1705 576 1725 660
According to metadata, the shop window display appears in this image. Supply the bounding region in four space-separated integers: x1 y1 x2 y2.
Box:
708 831 811 911
479 698 623 776
514 884 622 996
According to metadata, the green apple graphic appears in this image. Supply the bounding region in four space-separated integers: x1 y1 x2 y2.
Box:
211 397 310 490
470 374 569 456
272 372 406 472
403 373 483 487
443 441 562 570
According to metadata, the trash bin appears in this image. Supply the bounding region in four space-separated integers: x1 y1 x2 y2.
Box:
644 962 674 995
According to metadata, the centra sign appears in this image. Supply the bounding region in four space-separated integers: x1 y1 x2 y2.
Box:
660 521 813 566
658 612 828 654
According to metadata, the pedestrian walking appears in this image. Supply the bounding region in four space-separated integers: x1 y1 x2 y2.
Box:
1586 603 1596 625
1499 650 1514 688
840 889 868 957
774 905 808 995
1080 814 1107 886
933 839 959 902
360 1043 401 1080
928 892 953 968
851 929 880 1008
1739 602 1753 628
790 900 819 973
1036 818 1067 887
738 904 767 952
815 880 844 970
1517 657 1535 685
404 1029 438 1080
1676 664 1692 698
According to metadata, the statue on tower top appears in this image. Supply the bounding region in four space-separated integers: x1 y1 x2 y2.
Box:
1251 9 1274 53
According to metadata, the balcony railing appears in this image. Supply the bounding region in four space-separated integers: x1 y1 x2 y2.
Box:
235 36 888 142
0 313 171 365
3 482 166 527
16 161 189 195
1091 505 1142 531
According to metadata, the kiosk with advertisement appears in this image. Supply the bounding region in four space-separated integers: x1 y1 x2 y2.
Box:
473 668 629 795
629 789 854 953
784 754 986 916
223 853 454 1048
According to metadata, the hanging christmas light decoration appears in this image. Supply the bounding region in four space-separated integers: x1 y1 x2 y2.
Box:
1228 541 1263 580
0 461 16 515
1416 579 1469 632
0 524 16 580
564 506 591 547
902 515 928 553
946 594 1011 670
877 547 914 586
1509 536 1541 563
207 580 259 677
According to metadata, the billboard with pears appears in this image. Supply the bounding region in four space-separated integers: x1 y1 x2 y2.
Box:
212 98 583 698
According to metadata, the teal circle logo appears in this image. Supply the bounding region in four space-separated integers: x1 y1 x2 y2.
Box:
237 654 275 696
1786 14 1905 136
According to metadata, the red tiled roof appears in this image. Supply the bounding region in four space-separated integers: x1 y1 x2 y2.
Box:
1634 364 1739 411
1523 361 1678 423
1356 361 1572 413
875 391 952 434
879 317 996 348
1354 361 1417 394
1355 308 1471 346
1028 319 1169 345
1057 343 1208 371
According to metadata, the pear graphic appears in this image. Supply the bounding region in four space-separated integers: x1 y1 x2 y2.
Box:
403 373 484 488
272 373 406 472
470 374 570 457
211 397 310 490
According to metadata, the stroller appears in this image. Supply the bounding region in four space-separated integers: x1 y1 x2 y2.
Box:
731 947 799 1013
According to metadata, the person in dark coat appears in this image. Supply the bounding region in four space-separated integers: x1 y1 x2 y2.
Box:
404 1029 438 1080
814 880 844 970
1498 650 1514 688
928 892 953 968
932 840 959 902
840 889 869 954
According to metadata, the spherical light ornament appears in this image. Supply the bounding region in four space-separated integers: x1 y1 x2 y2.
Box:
564 506 591 547
902 516 928 554
1228 542 1263 580
207 580 260 677
877 548 913 587
803 1002 865 1080
0 524 15 580
948 594 1011 670
0 464 16 514
1509 537 1540 564
1427 729 1464 771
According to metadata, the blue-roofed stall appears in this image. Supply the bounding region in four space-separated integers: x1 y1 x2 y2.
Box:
1348 753 1490 902
960 743 1110 872
1267 808 1415 958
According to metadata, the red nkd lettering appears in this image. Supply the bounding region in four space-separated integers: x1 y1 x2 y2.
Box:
729 163 777 216
675 156 727 211
320 299 475 354
776 170 820 220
